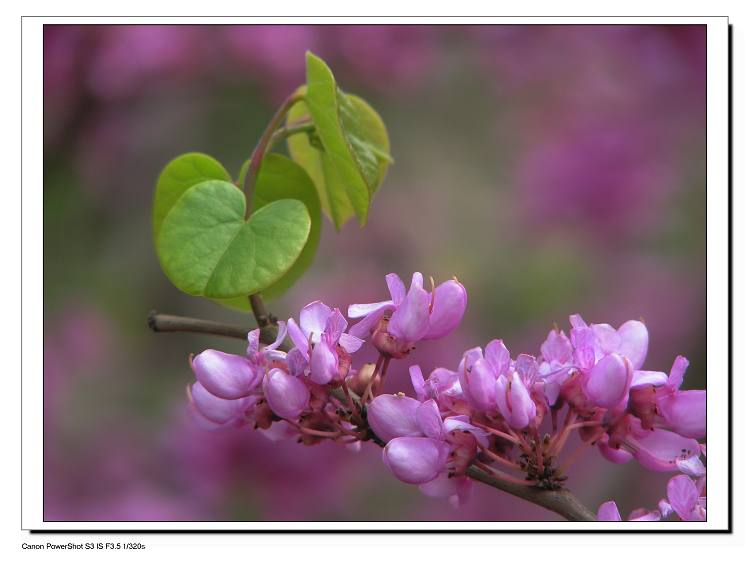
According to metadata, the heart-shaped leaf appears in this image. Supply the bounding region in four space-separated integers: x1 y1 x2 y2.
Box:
152 153 231 240
299 52 392 230
156 180 311 298
217 154 322 309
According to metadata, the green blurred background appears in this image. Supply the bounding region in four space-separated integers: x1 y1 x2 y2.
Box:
44 24 706 521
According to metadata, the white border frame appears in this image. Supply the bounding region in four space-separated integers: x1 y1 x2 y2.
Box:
22 15 730 531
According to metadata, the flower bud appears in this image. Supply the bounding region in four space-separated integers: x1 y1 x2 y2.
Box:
192 349 260 400
263 368 310 419
367 394 422 443
383 437 450 484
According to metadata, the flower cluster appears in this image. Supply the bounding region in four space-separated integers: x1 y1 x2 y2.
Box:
598 453 707 522
186 272 706 518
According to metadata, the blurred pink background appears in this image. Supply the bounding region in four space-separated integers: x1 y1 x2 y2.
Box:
43 24 706 521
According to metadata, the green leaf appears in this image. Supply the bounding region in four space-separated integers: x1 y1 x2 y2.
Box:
301 52 392 229
337 92 392 196
215 154 322 310
287 95 353 227
152 153 231 240
156 180 311 298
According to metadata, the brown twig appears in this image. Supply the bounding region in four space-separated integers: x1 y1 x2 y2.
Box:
148 310 284 351
464 465 596 521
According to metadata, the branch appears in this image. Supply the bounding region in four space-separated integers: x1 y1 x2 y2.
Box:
242 91 304 215
148 311 597 521
148 310 281 348
464 466 596 521
268 120 315 148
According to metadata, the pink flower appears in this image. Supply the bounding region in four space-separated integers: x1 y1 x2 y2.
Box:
629 356 706 439
559 315 639 410
191 323 287 400
496 371 537 430
665 474 707 521
606 415 702 473
458 340 511 412
569 314 649 370
370 394 487 485
287 302 363 385
348 272 467 357
410 364 465 411
601 467 707 523
382 437 451 484
597 500 661 521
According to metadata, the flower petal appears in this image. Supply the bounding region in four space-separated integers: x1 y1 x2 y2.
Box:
495 375 512 423
443 416 490 448
597 439 634 464
485 339 511 374
286 317 310 359
338 332 364 354
617 320 649 370
388 281 431 342
628 508 661 521
262 368 310 419
507 372 536 429
383 437 450 484
309 340 338 384
465 358 498 411
584 353 631 408
265 320 288 351
597 501 622 521
514 353 538 384
286 348 307 377
667 355 689 391
632 429 700 472
347 303 395 339
416 399 444 440
676 455 706 477
571 326 596 369
299 301 332 343
667 474 699 521
367 394 422 443
192 349 260 400
423 279 467 340
247 329 260 357
347 300 393 319
386 273 406 306
569 314 587 329
592 323 621 354
630 370 668 389
324 308 347 342
409 365 428 401
189 382 250 425
658 390 706 439
540 330 572 364
658 499 674 518
459 346 484 373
